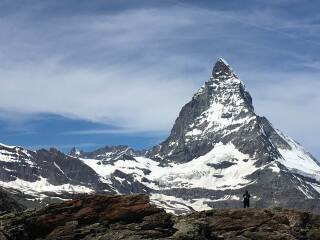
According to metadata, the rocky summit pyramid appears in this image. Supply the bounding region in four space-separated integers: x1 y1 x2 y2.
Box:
147 58 258 163
0 58 319 214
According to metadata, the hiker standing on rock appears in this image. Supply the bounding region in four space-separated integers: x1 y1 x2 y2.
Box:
243 190 250 208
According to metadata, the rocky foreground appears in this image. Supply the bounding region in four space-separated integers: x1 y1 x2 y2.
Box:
0 195 320 240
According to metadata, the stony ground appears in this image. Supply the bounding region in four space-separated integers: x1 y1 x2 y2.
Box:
0 194 320 240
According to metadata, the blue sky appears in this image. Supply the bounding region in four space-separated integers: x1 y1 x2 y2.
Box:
0 0 319 157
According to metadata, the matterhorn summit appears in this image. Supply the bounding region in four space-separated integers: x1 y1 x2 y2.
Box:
0 58 319 214
212 58 237 78
147 58 263 163
145 58 320 212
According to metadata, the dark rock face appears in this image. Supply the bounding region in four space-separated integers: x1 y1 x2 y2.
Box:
1 194 320 240
0 188 25 213
110 170 151 194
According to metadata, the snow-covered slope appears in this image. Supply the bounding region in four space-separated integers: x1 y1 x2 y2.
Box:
80 143 257 191
0 58 319 214
275 130 320 180
0 143 113 202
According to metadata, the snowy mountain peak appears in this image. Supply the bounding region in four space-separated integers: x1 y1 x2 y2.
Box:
212 58 236 79
69 147 82 156
147 59 255 163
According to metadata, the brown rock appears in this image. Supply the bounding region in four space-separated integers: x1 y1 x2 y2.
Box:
1 195 320 240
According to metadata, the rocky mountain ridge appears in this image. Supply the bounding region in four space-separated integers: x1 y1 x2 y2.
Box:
0 143 115 202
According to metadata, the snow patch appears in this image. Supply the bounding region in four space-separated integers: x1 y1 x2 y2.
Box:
150 193 211 214
185 128 202 136
54 162 65 175
0 177 93 198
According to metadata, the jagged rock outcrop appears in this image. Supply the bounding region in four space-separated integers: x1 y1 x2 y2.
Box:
1 194 320 240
